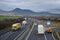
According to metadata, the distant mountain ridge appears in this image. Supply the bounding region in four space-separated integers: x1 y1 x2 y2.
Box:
0 9 5 13
12 8 34 12
0 8 60 16
11 8 35 14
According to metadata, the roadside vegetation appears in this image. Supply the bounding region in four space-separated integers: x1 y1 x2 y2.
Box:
0 15 26 36
0 15 25 29
0 15 19 21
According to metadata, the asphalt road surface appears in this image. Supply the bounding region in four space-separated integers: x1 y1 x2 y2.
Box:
0 18 32 40
0 18 55 40
27 19 55 40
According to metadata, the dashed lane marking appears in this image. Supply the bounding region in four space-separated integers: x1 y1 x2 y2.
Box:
52 33 56 40
44 33 47 40
25 24 34 40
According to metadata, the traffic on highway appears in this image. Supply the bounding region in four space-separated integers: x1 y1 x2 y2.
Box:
0 0 60 40
0 17 60 40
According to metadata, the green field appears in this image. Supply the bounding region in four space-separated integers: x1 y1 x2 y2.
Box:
0 16 20 21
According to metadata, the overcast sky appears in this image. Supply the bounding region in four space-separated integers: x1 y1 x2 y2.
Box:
0 0 60 12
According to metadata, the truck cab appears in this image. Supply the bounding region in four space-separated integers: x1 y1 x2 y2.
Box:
47 27 52 32
12 23 21 31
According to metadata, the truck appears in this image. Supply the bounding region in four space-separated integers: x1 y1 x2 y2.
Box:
38 24 45 34
47 27 52 32
12 23 21 31
22 21 27 25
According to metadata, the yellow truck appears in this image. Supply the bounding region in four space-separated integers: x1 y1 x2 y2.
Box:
12 23 21 31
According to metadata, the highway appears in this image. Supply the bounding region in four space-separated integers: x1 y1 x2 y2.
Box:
0 18 56 40
25 19 55 40
0 18 32 40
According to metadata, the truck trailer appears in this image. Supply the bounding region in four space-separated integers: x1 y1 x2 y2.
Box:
38 24 45 34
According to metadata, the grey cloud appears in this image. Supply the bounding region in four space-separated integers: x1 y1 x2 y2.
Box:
0 0 60 12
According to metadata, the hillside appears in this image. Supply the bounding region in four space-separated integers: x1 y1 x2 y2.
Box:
0 8 60 17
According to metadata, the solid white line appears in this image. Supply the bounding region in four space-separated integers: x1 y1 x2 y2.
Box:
14 28 26 40
56 32 60 40
52 33 56 40
44 33 47 40
17 28 29 40
25 24 34 40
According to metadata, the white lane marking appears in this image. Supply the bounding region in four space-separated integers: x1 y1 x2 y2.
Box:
25 24 34 40
52 33 56 40
44 33 47 40
0 31 14 40
17 28 29 40
57 32 60 40
14 28 26 40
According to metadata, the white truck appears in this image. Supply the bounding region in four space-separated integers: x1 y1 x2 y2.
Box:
22 21 27 25
38 24 45 34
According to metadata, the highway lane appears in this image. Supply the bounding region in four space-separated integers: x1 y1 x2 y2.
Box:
7 19 32 40
45 32 55 40
26 19 45 40
14 18 33 40
15 24 30 40
35 19 55 40
28 25 45 40
0 31 14 40
0 28 10 36
0 18 32 40
26 19 55 40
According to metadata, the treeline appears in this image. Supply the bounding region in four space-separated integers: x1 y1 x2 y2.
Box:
0 17 25 29
36 17 60 21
